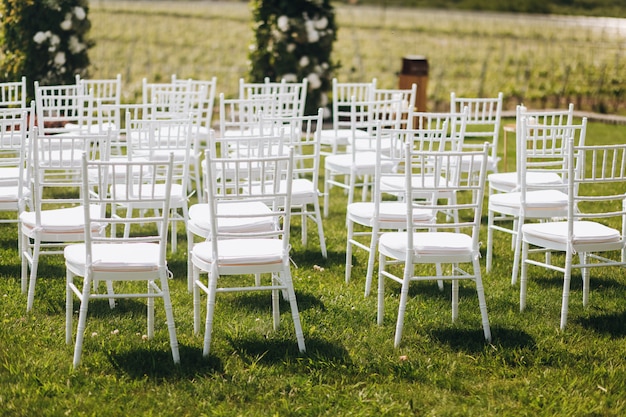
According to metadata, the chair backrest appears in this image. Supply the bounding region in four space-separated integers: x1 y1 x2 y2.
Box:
0 77 27 108
261 108 324 185
373 84 417 127
517 116 587 194
218 93 277 139
450 92 503 161
411 107 469 152
239 78 308 119
404 142 490 248
514 103 575 173
34 81 92 135
0 108 29 171
0 108 30 217
349 94 406 154
142 77 198 121
81 152 174 262
203 144 295 271
28 127 111 222
567 137 626 250
76 74 122 107
124 114 193 192
329 78 377 131
175 76 217 132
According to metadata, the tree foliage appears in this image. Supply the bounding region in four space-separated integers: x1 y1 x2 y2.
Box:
249 0 338 115
0 0 93 100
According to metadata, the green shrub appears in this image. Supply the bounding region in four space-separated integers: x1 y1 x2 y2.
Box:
248 0 338 115
0 0 93 100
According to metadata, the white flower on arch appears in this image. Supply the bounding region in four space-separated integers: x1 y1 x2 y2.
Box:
74 6 86 20
68 36 85 54
314 16 328 30
277 15 289 32
307 73 321 90
33 31 47 44
54 52 66 66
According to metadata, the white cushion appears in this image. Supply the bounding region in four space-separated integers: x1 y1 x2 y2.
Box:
320 128 369 146
325 152 395 173
0 167 20 186
488 171 563 191
193 238 286 266
379 231 474 259
64 242 161 272
348 202 434 226
19 205 102 233
489 189 568 210
188 201 274 233
0 185 29 202
522 220 621 245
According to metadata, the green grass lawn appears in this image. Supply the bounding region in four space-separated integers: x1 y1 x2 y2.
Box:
1 119 625 416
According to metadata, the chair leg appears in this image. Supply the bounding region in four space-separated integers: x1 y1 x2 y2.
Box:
580 252 590 307
451 278 459 322
283 269 306 353
376 252 386 326
345 219 354 284
20 233 29 294
394 260 414 348
364 224 379 297
312 199 327 259
272 273 280 331
147 281 155 339
26 239 41 312
203 264 219 357
520 241 529 311
72 278 92 368
323 168 331 217
511 215 524 285
486 208 495 273
159 273 180 364
560 249 574 330
66 269 74 345
192 265 202 335
473 256 492 342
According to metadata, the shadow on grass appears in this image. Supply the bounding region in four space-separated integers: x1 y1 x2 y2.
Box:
431 327 536 354
575 309 626 338
109 344 223 379
110 336 351 379
213 290 324 315
229 335 350 366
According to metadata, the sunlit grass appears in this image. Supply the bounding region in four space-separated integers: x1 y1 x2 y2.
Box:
1 121 626 415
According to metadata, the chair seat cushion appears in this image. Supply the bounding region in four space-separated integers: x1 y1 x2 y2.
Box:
188 201 274 233
488 171 563 192
522 220 621 245
111 183 186 207
325 152 395 173
489 189 568 210
380 175 445 192
320 128 369 146
0 185 29 202
348 202 434 226
192 238 286 266
379 231 473 259
0 167 20 186
19 204 102 233
64 242 161 272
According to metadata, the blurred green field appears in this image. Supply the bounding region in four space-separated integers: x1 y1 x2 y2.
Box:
88 1 626 114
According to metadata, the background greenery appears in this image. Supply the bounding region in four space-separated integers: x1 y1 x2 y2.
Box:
84 1 626 115
352 0 626 17
1 1 625 415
